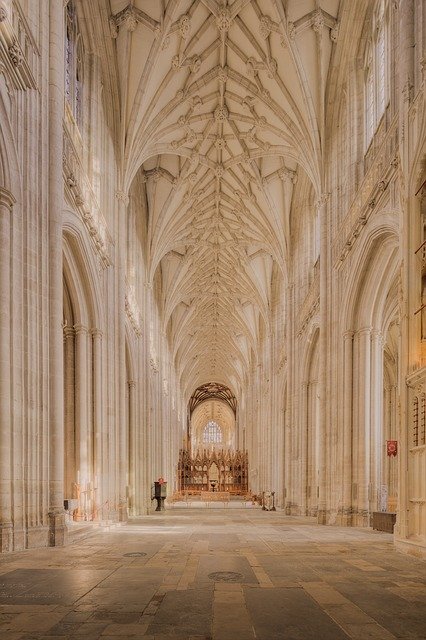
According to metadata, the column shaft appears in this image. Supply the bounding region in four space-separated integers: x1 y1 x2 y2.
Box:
48 0 65 545
357 327 371 524
74 324 89 519
342 331 354 522
92 330 103 520
317 196 328 523
63 327 75 499
0 190 15 551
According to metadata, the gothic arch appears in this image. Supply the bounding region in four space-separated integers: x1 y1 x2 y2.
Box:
342 214 399 332
63 211 104 330
62 213 105 521
339 215 400 525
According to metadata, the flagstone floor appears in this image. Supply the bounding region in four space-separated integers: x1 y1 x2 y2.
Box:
0 509 425 640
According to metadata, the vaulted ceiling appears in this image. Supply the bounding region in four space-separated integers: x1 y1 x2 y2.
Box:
109 0 341 399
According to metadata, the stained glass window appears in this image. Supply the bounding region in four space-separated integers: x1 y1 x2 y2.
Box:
203 421 222 444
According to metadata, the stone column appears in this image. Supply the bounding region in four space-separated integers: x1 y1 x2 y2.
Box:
115 191 128 522
317 194 329 524
396 0 414 543
370 329 384 513
0 188 15 552
357 327 372 526
74 324 88 520
63 326 75 499
48 0 65 546
342 330 354 524
300 381 308 514
92 329 103 520
128 380 136 515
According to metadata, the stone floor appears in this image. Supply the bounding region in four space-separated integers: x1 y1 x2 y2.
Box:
0 509 425 640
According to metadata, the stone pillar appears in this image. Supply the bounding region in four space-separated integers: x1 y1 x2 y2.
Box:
357 327 372 526
342 330 354 524
115 191 128 522
0 188 15 552
63 326 75 499
48 0 65 546
300 381 308 514
370 329 384 513
317 194 329 524
74 324 88 520
128 380 136 515
92 329 103 521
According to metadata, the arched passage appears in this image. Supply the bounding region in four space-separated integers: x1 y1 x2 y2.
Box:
62 226 104 522
341 221 400 526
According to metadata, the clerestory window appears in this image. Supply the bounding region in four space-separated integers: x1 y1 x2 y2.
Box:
65 1 84 128
364 0 390 149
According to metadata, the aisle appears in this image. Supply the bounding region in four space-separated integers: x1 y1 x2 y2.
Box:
0 510 425 639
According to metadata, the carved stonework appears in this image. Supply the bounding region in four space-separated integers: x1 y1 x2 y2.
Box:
179 14 190 39
218 67 228 83
115 190 129 206
0 5 7 22
214 105 229 122
216 8 232 35
330 23 339 42
110 4 160 37
312 9 324 33
150 357 159 373
316 193 330 210
259 16 272 39
9 41 23 67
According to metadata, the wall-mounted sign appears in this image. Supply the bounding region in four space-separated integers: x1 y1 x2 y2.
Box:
386 440 398 457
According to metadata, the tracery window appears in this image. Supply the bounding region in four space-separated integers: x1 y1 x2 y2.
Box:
65 1 84 128
364 0 390 149
203 420 222 444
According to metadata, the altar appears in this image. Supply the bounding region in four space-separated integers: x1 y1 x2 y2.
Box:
178 448 248 494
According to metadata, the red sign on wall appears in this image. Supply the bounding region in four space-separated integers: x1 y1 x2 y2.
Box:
386 440 398 457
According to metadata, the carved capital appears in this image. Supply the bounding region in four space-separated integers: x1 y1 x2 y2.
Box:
73 323 88 335
63 326 75 340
